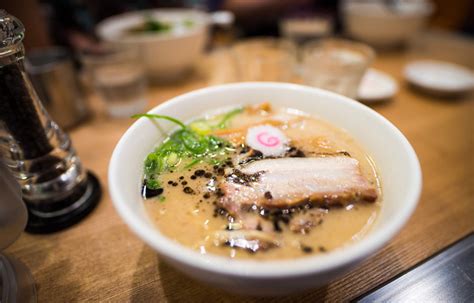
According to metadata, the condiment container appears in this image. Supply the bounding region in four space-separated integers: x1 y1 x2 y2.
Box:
0 10 101 233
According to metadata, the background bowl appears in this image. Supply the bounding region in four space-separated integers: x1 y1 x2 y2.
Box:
341 0 434 48
96 9 209 81
109 82 421 296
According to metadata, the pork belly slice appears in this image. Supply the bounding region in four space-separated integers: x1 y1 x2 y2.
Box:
214 230 279 252
219 157 378 212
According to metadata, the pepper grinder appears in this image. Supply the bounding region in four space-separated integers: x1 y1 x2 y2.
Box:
0 10 101 233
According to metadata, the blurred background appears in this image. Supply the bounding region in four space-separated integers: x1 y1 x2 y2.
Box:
2 0 474 123
4 0 474 50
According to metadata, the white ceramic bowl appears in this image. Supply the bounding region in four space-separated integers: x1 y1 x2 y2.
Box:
109 82 422 296
96 9 208 80
341 0 433 47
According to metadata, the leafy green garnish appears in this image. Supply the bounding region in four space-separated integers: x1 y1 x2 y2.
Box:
217 108 243 129
189 108 243 135
183 19 194 28
145 177 160 189
134 108 243 190
128 15 172 34
131 114 186 129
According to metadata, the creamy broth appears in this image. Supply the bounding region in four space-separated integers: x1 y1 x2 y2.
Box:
142 104 381 260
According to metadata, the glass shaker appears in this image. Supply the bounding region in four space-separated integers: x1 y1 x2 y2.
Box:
0 160 36 303
0 10 101 233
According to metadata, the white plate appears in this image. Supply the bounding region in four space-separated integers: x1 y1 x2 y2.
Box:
404 60 474 96
357 68 398 102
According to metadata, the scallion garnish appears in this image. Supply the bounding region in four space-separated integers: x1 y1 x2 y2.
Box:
134 108 243 190
217 108 244 129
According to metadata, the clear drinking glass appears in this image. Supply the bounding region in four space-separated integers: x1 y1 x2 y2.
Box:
301 38 374 98
231 38 297 82
0 161 36 303
80 46 148 118
279 16 333 46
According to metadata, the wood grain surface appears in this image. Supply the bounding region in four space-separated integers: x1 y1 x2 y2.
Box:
6 31 474 302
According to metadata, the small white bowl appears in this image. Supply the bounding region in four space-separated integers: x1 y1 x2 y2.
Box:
341 0 433 47
109 83 421 296
96 9 209 80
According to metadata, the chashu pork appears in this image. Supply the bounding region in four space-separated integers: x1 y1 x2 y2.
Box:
219 156 378 214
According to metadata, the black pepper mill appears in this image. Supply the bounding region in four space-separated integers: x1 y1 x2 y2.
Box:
0 10 101 233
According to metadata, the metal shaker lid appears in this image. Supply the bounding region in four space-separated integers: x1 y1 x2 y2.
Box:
0 10 24 49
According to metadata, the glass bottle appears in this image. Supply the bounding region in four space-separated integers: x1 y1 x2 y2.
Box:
0 10 101 233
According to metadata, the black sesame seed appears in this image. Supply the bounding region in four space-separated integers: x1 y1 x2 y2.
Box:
215 188 224 197
183 187 195 194
179 176 184 180
195 169 205 176
264 191 273 199
273 220 282 232
203 193 211 199
172 182 178 187
204 172 212 178
293 150 305 157
281 214 291 224
301 245 313 253
167 181 173 185
341 151 351 157
181 181 188 185
190 175 197 180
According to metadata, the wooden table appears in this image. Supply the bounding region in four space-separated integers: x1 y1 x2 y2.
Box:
7 31 474 302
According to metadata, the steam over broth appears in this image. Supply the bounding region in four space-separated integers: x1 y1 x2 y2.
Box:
141 104 381 260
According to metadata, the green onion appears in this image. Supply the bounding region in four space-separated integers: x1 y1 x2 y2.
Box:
217 108 243 129
184 158 201 169
134 109 243 191
165 152 180 167
132 114 187 129
183 19 194 28
146 178 160 189
145 153 162 174
189 119 212 135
